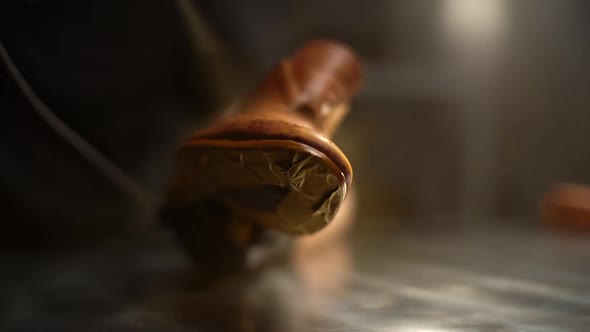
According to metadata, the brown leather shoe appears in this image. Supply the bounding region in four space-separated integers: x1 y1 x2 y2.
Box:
162 40 362 272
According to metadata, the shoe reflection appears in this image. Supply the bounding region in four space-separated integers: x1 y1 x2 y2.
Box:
132 191 356 331
292 189 355 298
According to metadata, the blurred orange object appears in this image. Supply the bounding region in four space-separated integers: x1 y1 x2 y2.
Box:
541 183 590 231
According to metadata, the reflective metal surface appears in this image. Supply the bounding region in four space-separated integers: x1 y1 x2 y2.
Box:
2 224 589 331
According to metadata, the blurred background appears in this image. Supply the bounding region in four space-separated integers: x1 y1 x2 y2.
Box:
2 1 590 331
3 0 590 245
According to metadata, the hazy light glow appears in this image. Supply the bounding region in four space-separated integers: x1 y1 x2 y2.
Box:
442 0 507 46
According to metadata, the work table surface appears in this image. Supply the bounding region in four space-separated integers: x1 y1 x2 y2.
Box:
2 223 589 332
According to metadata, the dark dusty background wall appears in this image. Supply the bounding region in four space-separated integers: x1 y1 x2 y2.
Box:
1 0 590 246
